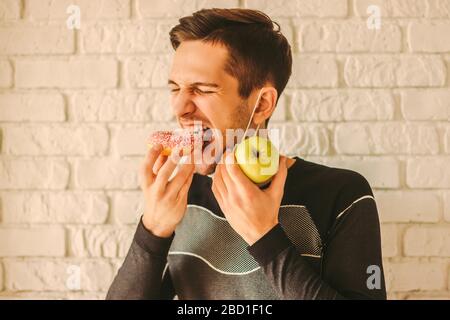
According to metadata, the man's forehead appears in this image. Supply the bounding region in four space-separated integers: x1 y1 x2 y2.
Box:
169 40 230 85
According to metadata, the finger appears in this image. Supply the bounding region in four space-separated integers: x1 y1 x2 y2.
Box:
140 144 163 188
265 155 288 198
153 154 168 175
184 147 197 167
219 158 234 190
154 148 182 190
211 176 224 208
224 151 258 192
167 161 195 198
213 164 228 197
176 170 194 202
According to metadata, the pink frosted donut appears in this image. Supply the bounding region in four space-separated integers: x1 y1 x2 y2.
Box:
147 130 200 156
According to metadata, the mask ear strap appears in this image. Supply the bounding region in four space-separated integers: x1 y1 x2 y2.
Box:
255 123 261 136
242 89 263 139
232 89 263 154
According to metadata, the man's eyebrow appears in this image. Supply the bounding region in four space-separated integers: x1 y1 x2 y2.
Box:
167 79 219 89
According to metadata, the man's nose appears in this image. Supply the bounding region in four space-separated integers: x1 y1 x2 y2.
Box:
172 89 196 118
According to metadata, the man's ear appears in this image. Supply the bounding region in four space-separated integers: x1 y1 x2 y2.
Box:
253 87 278 126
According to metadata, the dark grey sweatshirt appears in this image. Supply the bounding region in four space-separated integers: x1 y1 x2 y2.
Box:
106 156 387 300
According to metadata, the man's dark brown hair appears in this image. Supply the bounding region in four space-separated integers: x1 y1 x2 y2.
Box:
169 8 292 120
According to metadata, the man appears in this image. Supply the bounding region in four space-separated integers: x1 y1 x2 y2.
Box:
106 8 386 300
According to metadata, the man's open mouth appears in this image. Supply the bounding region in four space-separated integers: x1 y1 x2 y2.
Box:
184 123 216 152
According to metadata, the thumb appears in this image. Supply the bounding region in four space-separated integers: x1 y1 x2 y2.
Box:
265 155 288 198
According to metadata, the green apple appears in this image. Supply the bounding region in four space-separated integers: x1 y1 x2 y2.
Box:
234 136 279 185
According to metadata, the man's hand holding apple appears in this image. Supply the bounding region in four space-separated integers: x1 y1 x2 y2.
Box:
211 151 288 245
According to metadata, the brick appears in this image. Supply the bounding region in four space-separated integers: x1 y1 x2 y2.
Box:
288 55 338 88
2 125 108 156
0 158 69 190
380 224 398 257
404 226 450 257
356 0 450 18
334 123 439 155
344 56 446 87
137 0 239 18
401 89 450 120
353 0 426 17
244 0 347 17
386 292 404 300
297 22 401 52
69 90 171 122
374 191 442 223
0 60 12 88
443 125 450 154
288 90 395 122
269 123 329 156
384 261 447 292
0 192 108 224
0 23 74 55
15 59 118 89
320 157 400 189
112 191 142 224
81 21 175 54
24 0 130 19
0 0 20 20
0 262 3 290
4 259 115 291
111 123 178 156
0 227 65 257
408 23 450 52
69 226 134 258
0 93 66 122
125 56 170 88
74 158 141 189
405 293 450 300
407 157 450 188
444 191 450 222
426 0 450 18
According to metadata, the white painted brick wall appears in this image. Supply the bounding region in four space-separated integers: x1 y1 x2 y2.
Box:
15 59 118 88
0 60 12 87
0 93 66 121
401 89 450 120
0 23 75 55
404 227 450 257
0 0 449 300
0 192 109 224
374 191 442 223
0 0 20 20
289 55 339 88
24 0 131 20
0 227 65 257
3 259 117 292
344 56 446 87
384 261 447 292
0 158 69 189
296 22 402 53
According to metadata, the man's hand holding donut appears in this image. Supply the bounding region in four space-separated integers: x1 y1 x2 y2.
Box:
140 144 195 238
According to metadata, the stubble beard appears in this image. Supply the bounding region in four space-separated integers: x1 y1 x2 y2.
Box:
194 99 251 176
